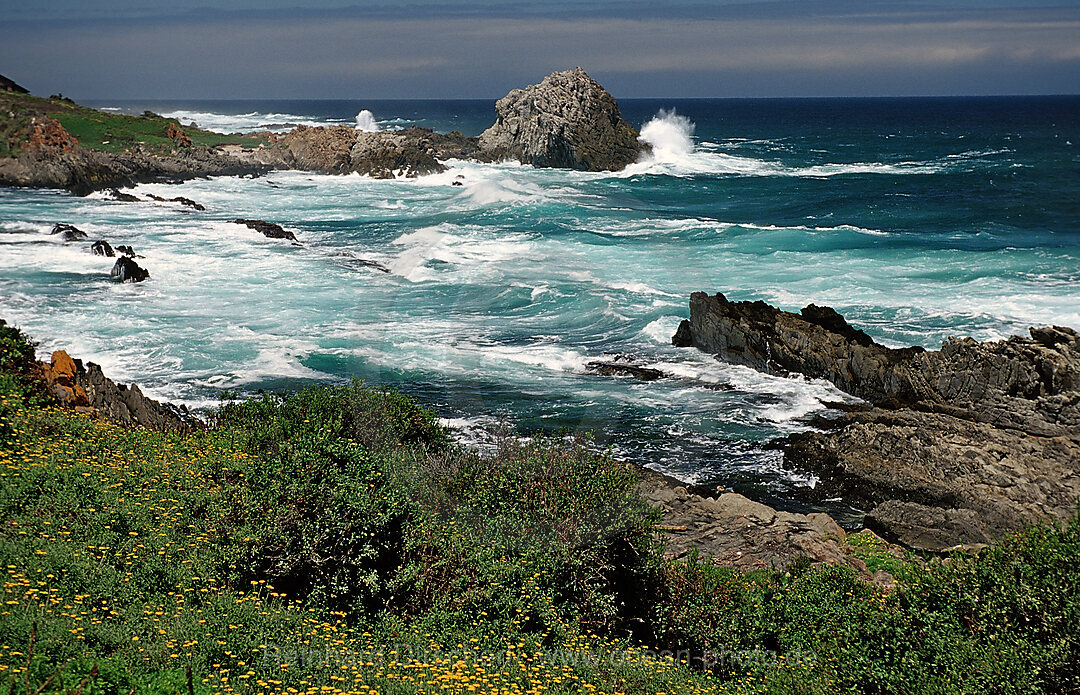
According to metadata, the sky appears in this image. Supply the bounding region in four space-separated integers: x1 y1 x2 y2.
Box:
1 0 1079 99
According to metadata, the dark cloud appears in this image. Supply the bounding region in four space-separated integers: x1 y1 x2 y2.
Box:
1 2 1077 98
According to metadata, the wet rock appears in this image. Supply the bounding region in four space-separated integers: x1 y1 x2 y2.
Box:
586 357 665 381
147 193 205 210
229 218 298 242
91 240 115 257
111 256 149 282
107 188 141 202
50 223 88 241
478 68 646 171
114 245 138 257
674 291 1080 551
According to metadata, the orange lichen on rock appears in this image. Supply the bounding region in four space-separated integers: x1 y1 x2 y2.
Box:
27 116 79 151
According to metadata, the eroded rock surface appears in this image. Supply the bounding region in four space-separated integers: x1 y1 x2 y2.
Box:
478 68 645 171
638 467 877 572
673 292 1080 551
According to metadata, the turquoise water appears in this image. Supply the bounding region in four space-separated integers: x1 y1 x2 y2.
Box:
2 96 1078 517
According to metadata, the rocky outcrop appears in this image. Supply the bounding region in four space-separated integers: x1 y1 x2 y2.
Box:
264 125 470 179
478 68 645 171
0 126 270 196
75 361 192 430
33 348 191 430
230 218 298 242
111 256 149 282
638 466 894 575
673 292 1080 551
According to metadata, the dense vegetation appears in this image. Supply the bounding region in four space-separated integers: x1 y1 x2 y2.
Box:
0 91 263 157
1 320 1078 694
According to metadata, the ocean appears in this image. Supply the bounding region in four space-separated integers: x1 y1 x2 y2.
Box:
2 95 1078 522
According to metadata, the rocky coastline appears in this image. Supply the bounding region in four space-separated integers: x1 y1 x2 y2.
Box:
0 68 642 195
672 292 1080 552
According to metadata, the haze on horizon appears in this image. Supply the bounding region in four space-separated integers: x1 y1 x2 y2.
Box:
1 0 1078 100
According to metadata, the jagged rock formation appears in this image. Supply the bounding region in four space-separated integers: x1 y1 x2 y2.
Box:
673 292 1080 551
478 68 645 171
38 349 191 430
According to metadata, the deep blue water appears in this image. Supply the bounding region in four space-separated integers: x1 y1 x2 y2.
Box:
3 95 1079 522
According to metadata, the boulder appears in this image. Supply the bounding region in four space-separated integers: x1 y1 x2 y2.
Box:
114 245 138 257
91 240 115 257
229 218 298 242
111 256 150 282
39 350 90 409
50 223 88 241
673 291 1080 551
478 68 646 171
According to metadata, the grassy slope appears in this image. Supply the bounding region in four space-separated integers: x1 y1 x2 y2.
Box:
0 92 264 158
0 320 1078 695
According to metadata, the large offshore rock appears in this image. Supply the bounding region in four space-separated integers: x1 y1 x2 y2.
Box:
478 68 645 171
673 291 1080 551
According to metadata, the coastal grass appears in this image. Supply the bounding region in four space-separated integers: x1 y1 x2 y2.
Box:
1 321 1079 694
0 92 263 157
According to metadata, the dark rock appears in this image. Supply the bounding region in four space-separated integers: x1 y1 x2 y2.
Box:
147 193 205 210
478 68 646 171
674 291 1080 551
586 357 665 381
50 223 88 241
229 218 298 242
114 245 138 257
107 188 141 202
91 240 115 257
111 256 149 282
451 180 464 187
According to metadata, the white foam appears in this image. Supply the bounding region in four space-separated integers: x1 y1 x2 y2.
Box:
354 109 380 132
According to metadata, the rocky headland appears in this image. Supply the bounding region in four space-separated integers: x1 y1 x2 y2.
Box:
673 292 1080 552
0 68 644 195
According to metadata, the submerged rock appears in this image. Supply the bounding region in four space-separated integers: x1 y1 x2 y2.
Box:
478 68 646 171
673 291 1080 551
111 256 149 282
230 218 298 242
